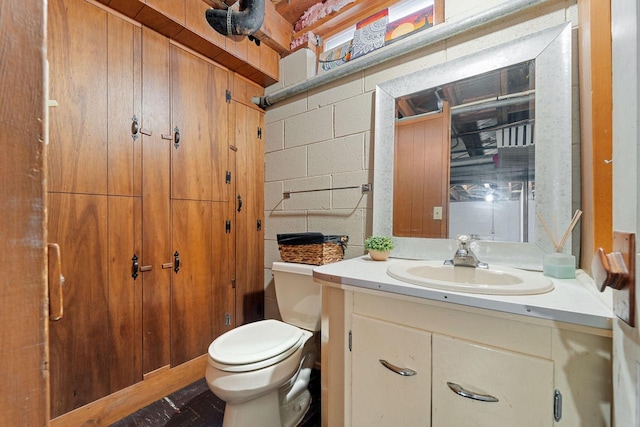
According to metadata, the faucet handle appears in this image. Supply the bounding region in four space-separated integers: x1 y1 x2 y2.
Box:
456 234 471 249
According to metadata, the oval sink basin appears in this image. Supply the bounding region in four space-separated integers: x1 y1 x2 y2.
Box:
387 260 554 295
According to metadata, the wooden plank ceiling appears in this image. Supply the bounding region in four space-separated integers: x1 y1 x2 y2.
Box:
272 0 322 25
210 0 401 54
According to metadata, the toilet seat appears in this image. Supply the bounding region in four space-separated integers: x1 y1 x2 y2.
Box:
208 319 305 373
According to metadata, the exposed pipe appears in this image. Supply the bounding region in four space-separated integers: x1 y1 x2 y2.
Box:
206 0 265 37
253 0 554 109
395 92 536 122
451 93 535 116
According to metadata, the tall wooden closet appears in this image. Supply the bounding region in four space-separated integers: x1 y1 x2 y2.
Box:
47 0 265 419
230 77 266 326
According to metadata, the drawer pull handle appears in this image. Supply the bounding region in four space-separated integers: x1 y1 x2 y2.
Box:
379 359 416 376
447 382 499 402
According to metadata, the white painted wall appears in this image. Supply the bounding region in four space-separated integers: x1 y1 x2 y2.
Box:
611 0 640 424
263 0 580 318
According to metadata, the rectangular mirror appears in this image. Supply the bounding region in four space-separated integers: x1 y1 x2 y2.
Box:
374 23 573 267
394 60 535 241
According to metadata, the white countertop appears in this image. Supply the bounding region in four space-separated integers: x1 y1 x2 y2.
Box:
313 256 615 330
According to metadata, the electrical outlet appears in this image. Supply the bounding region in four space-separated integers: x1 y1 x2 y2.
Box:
433 206 443 220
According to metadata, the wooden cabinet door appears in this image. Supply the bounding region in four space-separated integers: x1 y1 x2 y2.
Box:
233 101 265 325
49 2 141 198
213 200 235 337
171 45 229 202
48 194 110 417
171 46 213 201
107 14 142 197
141 27 173 374
351 314 432 426
171 200 214 366
170 200 233 365
394 102 451 238
48 0 108 195
432 334 553 426
108 196 143 391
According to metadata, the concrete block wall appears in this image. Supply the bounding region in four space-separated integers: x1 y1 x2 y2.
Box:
263 0 579 319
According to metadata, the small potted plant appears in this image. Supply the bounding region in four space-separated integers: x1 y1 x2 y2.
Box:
364 235 395 261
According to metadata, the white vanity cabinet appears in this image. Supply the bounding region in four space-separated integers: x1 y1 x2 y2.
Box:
320 281 612 427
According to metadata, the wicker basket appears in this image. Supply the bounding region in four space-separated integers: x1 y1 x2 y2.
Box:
277 233 348 265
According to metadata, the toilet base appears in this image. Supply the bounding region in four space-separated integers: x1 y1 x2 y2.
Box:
280 389 311 427
220 384 312 427
222 390 281 427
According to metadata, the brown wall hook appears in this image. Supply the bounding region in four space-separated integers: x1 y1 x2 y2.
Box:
592 232 635 327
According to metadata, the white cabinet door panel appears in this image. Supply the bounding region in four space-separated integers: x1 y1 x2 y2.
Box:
351 314 431 426
432 334 554 427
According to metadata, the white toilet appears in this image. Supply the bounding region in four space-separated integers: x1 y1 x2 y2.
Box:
205 261 321 427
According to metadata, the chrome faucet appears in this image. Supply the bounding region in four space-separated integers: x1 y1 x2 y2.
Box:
445 235 488 269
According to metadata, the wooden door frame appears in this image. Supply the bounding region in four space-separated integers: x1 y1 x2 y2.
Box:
0 0 49 425
578 0 613 271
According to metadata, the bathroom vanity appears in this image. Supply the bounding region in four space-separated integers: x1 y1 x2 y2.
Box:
314 256 613 426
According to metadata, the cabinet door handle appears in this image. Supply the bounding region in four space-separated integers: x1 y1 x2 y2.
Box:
48 243 64 321
132 254 139 280
379 359 416 376
237 194 243 212
174 251 180 273
173 126 180 149
131 115 139 141
446 382 499 402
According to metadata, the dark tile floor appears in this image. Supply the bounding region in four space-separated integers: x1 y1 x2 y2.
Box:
110 369 321 427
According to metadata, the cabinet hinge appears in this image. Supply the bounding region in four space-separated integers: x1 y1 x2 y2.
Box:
348 330 352 352
226 171 231 184
257 127 262 139
226 90 231 103
257 219 262 231
553 389 562 422
231 279 236 289
225 220 231 233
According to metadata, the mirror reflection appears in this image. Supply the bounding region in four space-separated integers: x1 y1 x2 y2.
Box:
373 23 573 261
394 61 536 242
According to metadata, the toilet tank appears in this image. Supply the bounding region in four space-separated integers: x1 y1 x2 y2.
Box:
272 262 321 332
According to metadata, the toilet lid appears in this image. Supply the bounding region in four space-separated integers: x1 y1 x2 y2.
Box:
209 319 303 365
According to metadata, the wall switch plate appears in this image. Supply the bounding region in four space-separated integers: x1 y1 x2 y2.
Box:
433 206 443 220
